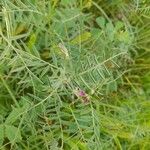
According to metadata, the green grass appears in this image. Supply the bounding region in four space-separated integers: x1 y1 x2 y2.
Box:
0 0 150 150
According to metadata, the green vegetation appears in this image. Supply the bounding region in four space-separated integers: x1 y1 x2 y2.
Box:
0 0 150 149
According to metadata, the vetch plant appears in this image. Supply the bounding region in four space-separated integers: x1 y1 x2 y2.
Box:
0 0 150 150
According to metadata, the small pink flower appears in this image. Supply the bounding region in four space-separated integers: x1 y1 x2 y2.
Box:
78 90 86 97
74 88 90 104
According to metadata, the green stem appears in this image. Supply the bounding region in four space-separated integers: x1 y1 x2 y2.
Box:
0 74 19 107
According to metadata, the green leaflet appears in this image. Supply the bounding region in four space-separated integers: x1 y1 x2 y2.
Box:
5 108 24 125
5 101 30 125
0 124 22 145
117 30 131 44
96 17 106 29
84 0 92 9
5 125 22 143
27 33 37 52
71 32 91 45
14 23 27 35
115 131 134 139
27 33 40 57
104 127 134 140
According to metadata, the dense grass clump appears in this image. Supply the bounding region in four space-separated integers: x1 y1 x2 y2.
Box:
0 0 150 150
